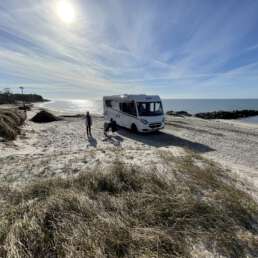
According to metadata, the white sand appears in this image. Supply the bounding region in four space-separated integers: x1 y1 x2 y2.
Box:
0 108 258 196
0 109 179 186
165 116 258 197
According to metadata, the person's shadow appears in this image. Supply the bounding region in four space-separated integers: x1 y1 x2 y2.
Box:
103 134 124 147
87 136 97 148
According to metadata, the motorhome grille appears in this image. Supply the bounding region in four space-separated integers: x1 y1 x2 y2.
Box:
149 123 162 128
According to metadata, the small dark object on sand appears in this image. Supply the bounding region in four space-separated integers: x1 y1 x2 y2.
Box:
31 110 61 123
18 105 31 111
61 114 84 118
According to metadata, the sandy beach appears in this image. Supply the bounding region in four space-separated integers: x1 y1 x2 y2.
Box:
1 107 258 257
1 107 258 195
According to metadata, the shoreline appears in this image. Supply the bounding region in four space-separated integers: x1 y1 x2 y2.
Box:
1 102 258 127
33 99 258 125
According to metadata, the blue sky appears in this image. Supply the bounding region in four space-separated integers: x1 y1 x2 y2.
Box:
0 0 258 99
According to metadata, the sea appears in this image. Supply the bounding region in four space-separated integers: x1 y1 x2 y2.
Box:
38 98 258 124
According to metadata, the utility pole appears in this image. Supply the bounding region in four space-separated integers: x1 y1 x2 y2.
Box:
19 86 25 110
3 88 11 103
19 86 24 95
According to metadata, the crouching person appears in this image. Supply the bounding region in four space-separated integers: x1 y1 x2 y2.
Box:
104 119 118 137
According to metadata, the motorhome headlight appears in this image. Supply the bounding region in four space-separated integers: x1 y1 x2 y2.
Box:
140 119 148 125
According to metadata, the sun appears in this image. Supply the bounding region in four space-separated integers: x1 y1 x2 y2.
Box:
56 0 76 24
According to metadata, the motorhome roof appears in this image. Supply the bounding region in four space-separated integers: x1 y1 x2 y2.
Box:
103 94 161 102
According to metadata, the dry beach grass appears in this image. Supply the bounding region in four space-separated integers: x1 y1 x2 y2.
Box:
1 153 258 258
0 109 26 140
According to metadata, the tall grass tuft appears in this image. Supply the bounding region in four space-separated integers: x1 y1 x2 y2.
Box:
0 109 26 140
1 156 258 257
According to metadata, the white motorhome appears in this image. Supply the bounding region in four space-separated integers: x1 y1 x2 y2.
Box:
103 94 165 132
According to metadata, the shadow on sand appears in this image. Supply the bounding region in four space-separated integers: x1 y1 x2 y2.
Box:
118 129 215 153
103 135 124 147
87 136 97 148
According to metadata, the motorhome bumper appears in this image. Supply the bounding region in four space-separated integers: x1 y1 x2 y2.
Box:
142 124 164 132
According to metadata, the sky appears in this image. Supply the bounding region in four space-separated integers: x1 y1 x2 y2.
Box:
0 0 258 99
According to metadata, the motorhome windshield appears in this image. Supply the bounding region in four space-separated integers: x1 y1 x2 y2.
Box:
137 102 163 116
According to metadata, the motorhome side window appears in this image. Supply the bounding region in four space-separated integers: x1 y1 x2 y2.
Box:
119 101 137 116
105 100 112 107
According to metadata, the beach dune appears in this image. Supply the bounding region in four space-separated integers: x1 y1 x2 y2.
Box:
1 107 258 257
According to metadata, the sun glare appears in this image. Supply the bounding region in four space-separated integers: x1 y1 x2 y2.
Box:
56 0 76 24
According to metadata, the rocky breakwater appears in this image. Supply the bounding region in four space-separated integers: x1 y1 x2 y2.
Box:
166 111 192 117
195 110 258 120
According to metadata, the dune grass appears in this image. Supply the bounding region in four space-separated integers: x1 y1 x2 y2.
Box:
0 153 258 257
0 109 26 140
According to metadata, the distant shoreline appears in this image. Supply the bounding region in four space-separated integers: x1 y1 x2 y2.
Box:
38 98 258 125
0 93 48 105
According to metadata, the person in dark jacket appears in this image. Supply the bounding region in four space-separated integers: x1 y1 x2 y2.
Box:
104 118 117 137
85 111 92 137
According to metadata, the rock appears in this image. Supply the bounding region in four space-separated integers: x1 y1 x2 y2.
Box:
31 110 61 123
166 110 192 117
195 110 258 120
